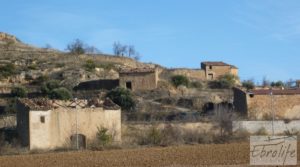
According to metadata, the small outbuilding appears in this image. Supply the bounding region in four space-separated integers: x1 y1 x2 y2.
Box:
233 87 300 120
119 68 158 91
201 61 238 80
17 98 121 150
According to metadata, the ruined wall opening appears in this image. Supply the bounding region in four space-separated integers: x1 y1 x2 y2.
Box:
202 102 215 114
126 81 132 90
202 101 233 114
70 134 86 149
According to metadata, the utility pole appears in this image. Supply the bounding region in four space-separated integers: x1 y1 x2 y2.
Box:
270 89 274 136
75 98 79 150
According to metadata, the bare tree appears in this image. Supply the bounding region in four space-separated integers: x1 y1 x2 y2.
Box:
113 41 142 60
213 104 237 136
113 41 127 56
66 39 86 55
128 45 135 57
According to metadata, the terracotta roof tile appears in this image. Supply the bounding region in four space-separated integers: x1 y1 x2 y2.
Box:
250 89 300 95
202 61 238 69
119 68 156 74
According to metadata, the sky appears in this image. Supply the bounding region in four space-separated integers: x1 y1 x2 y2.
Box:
1 0 300 82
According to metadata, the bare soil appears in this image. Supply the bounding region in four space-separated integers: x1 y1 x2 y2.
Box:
0 142 299 167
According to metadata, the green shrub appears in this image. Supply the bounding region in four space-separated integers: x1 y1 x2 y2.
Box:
96 127 112 146
271 81 284 87
49 87 72 100
106 87 135 111
0 63 16 79
11 86 27 98
171 75 189 88
242 80 255 90
83 60 96 72
41 80 60 94
32 75 49 85
27 64 38 70
209 73 238 89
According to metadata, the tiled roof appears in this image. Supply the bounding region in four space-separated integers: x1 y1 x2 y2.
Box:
250 89 300 95
202 61 238 69
119 68 156 74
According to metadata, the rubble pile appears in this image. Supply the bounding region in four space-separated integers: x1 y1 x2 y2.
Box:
103 98 120 110
19 98 53 110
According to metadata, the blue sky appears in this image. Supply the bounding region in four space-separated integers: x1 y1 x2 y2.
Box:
1 0 300 82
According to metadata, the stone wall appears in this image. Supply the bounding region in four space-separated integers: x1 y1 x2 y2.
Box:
73 79 119 91
233 120 300 135
247 94 300 120
203 65 235 80
159 68 206 81
0 115 16 128
17 102 121 150
119 71 158 91
233 87 248 115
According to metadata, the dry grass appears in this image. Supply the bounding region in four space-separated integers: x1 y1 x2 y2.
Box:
0 142 299 167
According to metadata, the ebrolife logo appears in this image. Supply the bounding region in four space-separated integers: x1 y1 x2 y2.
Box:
250 136 297 165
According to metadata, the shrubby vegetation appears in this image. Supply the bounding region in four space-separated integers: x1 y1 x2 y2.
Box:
49 87 73 100
41 80 72 100
106 87 135 111
0 63 17 79
66 39 101 55
242 80 255 90
209 73 238 89
11 86 27 98
271 81 284 87
96 127 112 146
83 60 96 72
171 75 189 88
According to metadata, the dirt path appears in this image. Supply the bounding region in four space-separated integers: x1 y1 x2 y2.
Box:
0 143 299 167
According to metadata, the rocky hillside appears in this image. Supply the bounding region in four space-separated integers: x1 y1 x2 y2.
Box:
0 32 154 90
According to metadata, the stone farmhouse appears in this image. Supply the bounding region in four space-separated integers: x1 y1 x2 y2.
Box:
200 61 238 80
233 87 300 120
119 68 158 91
16 98 121 150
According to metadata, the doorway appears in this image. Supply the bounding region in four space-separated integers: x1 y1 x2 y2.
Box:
70 134 86 149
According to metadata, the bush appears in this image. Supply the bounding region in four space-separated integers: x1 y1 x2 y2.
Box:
171 75 189 88
242 80 255 90
189 81 203 89
41 80 60 94
66 39 86 55
96 127 112 146
32 75 49 85
106 87 135 111
49 87 72 100
271 81 284 87
11 86 27 98
83 60 96 72
209 73 238 89
0 63 16 79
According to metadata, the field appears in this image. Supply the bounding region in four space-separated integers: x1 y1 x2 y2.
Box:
0 142 299 167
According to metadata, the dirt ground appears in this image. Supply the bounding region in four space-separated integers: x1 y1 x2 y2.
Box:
0 143 299 167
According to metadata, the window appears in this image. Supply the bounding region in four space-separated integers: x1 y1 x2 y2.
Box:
209 65 212 70
126 81 132 90
40 116 45 123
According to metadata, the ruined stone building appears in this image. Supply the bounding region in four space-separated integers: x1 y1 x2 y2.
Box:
17 98 121 150
233 87 300 120
119 68 158 91
201 61 238 80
